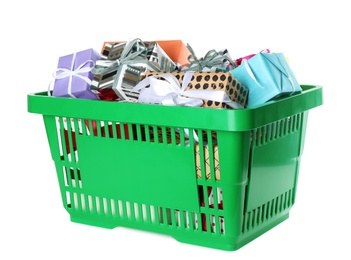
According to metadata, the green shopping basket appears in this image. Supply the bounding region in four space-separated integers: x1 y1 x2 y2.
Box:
27 85 323 251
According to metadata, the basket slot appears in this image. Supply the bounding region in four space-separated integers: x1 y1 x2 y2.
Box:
129 202 137 220
70 168 82 188
241 188 294 233
198 185 205 207
254 113 303 147
141 204 147 221
160 208 170 225
150 205 157 223
158 207 164 224
80 194 87 211
102 198 108 215
184 211 192 229
191 212 199 230
78 120 200 147
197 187 225 232
134 124 142 142
88 195 99 214
62 167 69 187
87 195 93 212
216 187 223 210
208 187 215 209
73 192 79 210
63 181 227 233
61 166 83 189
219 216 225 234
99 121 106 137
175 210 181 227
163 127 171 144
137 203 144 220
139 125 150 142
207 215 224 234
167 208 174 226
201 213 208 232
110 199 116 216
198 185 224 211
82 120 132 140
95 197 101 213
56 117 79 162
117 200 123 217
65 191 71 207
125 201 132 219
195 131 220 181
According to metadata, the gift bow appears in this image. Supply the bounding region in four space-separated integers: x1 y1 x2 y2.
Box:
48 52 95 98
182 44 235 72
91 38 161 100
91 38 154 75
132 71 244 109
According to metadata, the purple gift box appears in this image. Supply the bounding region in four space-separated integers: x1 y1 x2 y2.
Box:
52 48 101 99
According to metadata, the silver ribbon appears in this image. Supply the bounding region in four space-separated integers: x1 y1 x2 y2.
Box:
91 38 161 100
182 43 236 72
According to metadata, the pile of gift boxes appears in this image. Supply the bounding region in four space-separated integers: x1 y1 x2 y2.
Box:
49 38 304 233
50 38 302 108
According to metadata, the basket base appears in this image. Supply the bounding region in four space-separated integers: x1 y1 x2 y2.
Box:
70 211 290 251
71 215 118 229
173 212 290 251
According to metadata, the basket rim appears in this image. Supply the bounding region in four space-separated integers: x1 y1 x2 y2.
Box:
27 85 323 132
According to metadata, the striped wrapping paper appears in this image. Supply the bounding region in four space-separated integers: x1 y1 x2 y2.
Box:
91 40 180 101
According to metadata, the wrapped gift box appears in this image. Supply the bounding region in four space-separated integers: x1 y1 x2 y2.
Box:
230 52 302 107
140 71 248 108
91 39 190 102
52 48 101 99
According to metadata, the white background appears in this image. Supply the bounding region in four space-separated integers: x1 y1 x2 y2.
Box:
1 0 350 259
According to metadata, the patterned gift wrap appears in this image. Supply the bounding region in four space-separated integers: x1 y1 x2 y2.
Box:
101 41 178 72
91 40 178 101
145 71 248 108
195 144 220 180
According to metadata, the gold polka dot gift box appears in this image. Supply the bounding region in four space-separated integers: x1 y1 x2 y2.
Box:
134 71 248 109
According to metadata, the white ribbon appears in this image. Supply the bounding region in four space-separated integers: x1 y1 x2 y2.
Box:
132 71 244 109
48 52 95 97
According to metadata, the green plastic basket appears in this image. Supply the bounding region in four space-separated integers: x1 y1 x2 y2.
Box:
27 85 322 251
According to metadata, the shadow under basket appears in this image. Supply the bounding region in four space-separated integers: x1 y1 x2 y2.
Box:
27 85 322 251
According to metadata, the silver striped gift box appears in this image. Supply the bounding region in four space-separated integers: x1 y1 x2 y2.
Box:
91 40 178 101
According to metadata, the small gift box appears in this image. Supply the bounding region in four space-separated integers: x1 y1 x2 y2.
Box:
230 51 302 108
52 48 101 99
181 44 236 72
134 71 248 109
91 39 190 102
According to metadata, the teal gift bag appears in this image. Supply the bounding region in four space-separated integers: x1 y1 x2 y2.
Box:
230 52 302 108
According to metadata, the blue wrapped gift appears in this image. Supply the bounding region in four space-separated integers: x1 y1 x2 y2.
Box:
230 52 302 108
